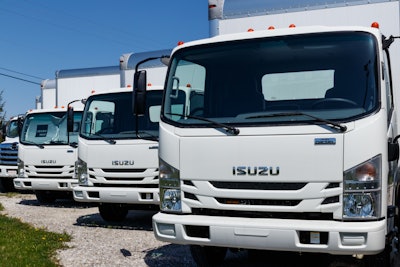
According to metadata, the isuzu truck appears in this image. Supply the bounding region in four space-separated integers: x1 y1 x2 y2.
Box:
72 86 163 221
72 50 170 221
13 65 121 203
151 0 400 266
13 107 83 203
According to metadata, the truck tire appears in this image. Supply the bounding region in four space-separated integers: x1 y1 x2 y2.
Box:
0 178 6 193
0 178 16 193
98 204 128 222
35 191 56 204
190 245 227 267
363 246 391 267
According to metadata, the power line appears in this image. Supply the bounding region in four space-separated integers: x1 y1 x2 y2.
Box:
0 72 41 85
0 67 44 80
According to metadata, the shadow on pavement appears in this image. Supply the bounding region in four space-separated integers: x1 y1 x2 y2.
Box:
74 209 156 231
18 197 95 209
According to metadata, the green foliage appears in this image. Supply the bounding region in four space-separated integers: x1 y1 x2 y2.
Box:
0 90 6 142
0 213 71 267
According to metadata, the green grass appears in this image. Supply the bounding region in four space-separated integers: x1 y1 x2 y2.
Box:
0 202 71 267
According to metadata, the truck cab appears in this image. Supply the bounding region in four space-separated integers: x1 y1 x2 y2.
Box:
152 25 400 266
73 86 163 221
14 107 82 203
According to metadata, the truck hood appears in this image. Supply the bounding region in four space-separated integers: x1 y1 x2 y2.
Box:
180 133 343 183
20 146 77 165
80 140 158 168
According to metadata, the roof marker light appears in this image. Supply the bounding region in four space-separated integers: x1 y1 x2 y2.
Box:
247 28 254 32
268 26 275 30
186 83 192 88
371 22 380 29
177 41 184 46
91 90 96 94
289 24 296 28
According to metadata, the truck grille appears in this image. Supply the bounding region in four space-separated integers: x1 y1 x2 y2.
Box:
182 180 341 220
0 142 18 165
89 167 159 186
25 165 74 179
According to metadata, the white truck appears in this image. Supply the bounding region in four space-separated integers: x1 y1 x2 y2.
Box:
0 78 57 192
72 50 170 221
14 107 83 203
151 0 400 266
14 65 121 203
0 115 23 192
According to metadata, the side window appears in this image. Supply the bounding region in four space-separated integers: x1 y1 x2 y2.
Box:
165 60 205 121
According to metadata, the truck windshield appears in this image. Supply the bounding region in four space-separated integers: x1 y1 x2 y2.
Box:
80 90 162 140
20 111 82 145
162 31 379 127
6 119 19 138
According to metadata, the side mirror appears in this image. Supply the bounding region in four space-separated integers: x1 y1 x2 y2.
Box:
133 70 147 116
67 106 74 133
17 117 23 137
388 136 400 161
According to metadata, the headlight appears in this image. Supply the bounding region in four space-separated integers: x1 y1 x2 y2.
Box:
159 158 181 213
75 158 88 185
17 158 25 178
343 155 381 220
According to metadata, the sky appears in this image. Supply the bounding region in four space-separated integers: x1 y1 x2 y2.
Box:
0 0 209 120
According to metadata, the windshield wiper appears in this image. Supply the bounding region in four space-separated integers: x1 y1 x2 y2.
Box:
69 142 78 148
246 112 347 132
22 141 45 149
166 113 240 135
90 133 116 145
136 131 159 142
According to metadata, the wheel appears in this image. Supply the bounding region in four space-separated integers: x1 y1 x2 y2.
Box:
190 245 227 267
363 249 391 267
0 178 16 193
0 178 6 193
98 204 128 222
312 98 358 109
35 190 56 204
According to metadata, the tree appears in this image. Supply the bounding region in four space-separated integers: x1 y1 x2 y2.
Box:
0 90 7 142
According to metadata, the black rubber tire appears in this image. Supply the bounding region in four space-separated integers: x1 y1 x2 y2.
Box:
35 190 57 204
98 204 128 222
190 245 227 267
363 246 391 267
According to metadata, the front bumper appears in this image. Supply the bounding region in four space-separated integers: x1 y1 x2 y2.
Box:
152 212 386 255
0 165 17 178
13 177 78 191
73 185 160 205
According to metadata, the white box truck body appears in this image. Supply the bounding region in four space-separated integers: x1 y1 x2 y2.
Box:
55 65 120 109
39 79 56 109
14 66 121 203
73 50 170 221
152 1 400 265
119 49 171 88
